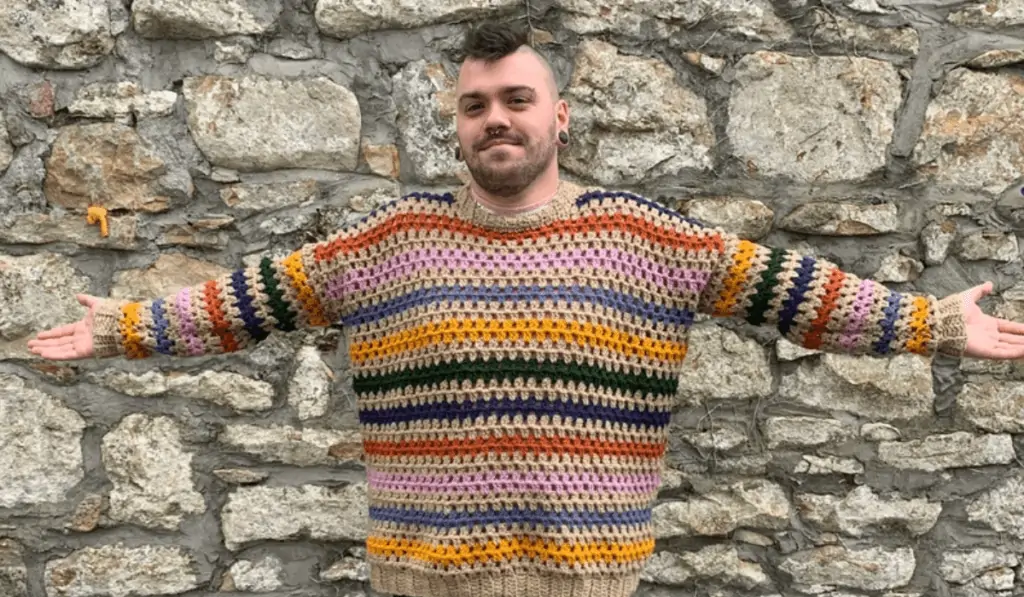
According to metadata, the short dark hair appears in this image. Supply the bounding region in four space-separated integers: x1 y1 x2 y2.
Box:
462 21 531 61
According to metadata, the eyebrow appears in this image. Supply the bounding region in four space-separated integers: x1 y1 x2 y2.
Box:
458 86 537 102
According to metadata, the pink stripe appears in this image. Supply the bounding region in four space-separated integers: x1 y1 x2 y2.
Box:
174 288 205 356
839 279 875 350
367 469 661 496
328 247 711 300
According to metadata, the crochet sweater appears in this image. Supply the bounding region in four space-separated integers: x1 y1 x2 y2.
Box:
92 180 967 597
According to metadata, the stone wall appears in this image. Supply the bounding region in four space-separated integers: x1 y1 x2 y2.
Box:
1 0 1024 596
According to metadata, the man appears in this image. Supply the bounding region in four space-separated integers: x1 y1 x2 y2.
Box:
28 20 1024 597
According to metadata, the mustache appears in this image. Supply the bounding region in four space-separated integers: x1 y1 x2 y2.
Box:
475 132 524 151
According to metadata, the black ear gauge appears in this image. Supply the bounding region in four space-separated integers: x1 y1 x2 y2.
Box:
558 131 569 145
455 146 462 161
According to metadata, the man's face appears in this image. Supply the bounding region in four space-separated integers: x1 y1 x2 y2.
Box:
455 48 568 197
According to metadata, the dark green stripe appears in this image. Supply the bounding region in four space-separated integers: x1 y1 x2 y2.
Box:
354 358 676 397
745 248 786 326
259 257 296 332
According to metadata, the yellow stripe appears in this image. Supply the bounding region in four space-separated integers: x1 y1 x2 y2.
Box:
367 535 655 567
119 302 148 358
905 295 932 355
281 251 330 326
713 240 757 316
350 318 688 365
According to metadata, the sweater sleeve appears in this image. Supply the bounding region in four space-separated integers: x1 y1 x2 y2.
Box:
91 234 348 359
695 229 968 358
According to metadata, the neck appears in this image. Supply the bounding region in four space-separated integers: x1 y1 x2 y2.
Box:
469 164 560 215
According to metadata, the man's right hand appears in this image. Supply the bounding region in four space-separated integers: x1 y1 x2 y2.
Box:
28 294 99 360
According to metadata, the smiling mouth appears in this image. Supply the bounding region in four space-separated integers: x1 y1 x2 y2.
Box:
479 139 520 151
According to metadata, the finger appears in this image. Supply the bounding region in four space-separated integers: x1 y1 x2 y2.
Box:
42 344 86 361
33 323 79 340
77 294 100 309
998 319 1024 335
998 332 1024 345
28 336 76 349
967 281 995 303
989 343 1024 359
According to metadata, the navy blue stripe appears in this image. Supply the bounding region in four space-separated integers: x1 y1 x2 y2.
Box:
359 395 671 427
230 270 269 342
342 284 694 328
575 190 705 227
150 298 173 355
873 290 903 354
369 504 650 529
778 255 817 335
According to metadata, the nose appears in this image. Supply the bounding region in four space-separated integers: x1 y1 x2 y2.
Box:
482 103 512 131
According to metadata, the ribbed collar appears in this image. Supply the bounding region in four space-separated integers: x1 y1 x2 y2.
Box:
452 179 587 232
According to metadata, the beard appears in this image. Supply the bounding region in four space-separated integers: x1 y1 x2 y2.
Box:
463 124 557 197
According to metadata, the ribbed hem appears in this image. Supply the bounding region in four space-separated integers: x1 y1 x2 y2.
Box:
91 299 126 358
934 293 968 356
371 563 641 597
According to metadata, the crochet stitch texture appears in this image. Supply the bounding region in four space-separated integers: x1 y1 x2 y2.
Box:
92 180 968 597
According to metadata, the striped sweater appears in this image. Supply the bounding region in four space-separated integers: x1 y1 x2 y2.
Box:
92 180 967 597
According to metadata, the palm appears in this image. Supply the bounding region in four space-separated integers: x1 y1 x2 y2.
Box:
962 282 1024 360
28 294 99 360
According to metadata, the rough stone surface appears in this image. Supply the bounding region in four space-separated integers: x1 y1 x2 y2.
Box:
225 556 284 592
794 454 864 475
166 371 274 412
681 428 748 453
878 432 1015 471
921 219 957 265
110 253 231 301
795 486 941 537
652 479 790 538
221 484 368 550
0 541 28 597
941 549 1019 584
321 557 370 582
133 0 282 39
561 40 715 185
778 353 934 420
779 201 899 236
676 324 773 403
861 423 902 442
0 124 12 175
956 381 1024 432
289 346 332 420
776 337 821 361
779 545 915 592
0 213 138 250
220 424 362 466
914 69 1024 194
0 253 91 360
44 123 179 213
0 374 85 508
685 198 774 240
967 473 1024 537
214 468 269 485
874 253 924 282
762 417 851 449
966 49 1024 68
640 545 769 588
221 180 319 215
808 13 919 55
68 82 177 119
557 0 792 40
183 76 361 172
949 1 1024 27
44 544 200 597
729 52 902 183
958 230 1020 262
392 60 461 184
0 0 115 69
102 414 206 530
316 0 519 38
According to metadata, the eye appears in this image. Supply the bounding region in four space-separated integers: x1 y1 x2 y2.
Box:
464 103 483 114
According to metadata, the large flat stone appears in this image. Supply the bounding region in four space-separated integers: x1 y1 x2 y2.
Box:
967 473 1024 538
102 414 206 530
289 346 332 420
0 213 138 250
561 40 715 185
220 180 319 216
878 432 1015 471
676 324 773 404
779 545 915 592
652 479 790 538
685 198 774 241
44 123 179 213
219 424 362 466
221 484 367 550
133 0 282 39
914 69 1024 194
392 61 461 184
728 52 902 183
779 201 899 235
68 82 177 119
0 253 91 360
809 13 919 55
315 0 519 39
941 549 1019 584
957 381 1024 432
183 75 360 172
778 353 933 420
0 374 85 508
795 486 941 537
0 0 114 69
640 545 769 588
557 0 792 41
166 371 274 412
45 545 200 597
109 253 231 301
0 541 27 597
0 122 12 175
949 1 1024 27
762 417 852 449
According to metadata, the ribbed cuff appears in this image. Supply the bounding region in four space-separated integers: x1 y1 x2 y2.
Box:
91 300 126 359
934 293 968 357
371 563 641 597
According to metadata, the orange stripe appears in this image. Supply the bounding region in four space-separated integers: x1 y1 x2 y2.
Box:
713 240 757 316
314 212 725 263
367 535 655 568
203 280 238 352
281 252 330 326
119 302 149 359
803 268 846 350
905 296 932 355
364 433 665 459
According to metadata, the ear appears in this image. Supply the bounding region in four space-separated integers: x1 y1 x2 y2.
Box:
556 99 570 129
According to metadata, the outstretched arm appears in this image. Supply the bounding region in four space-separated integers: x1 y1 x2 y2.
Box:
29 239 347 361
696 232 1023 360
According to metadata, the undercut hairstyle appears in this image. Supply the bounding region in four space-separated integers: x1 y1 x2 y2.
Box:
462 20 532 61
